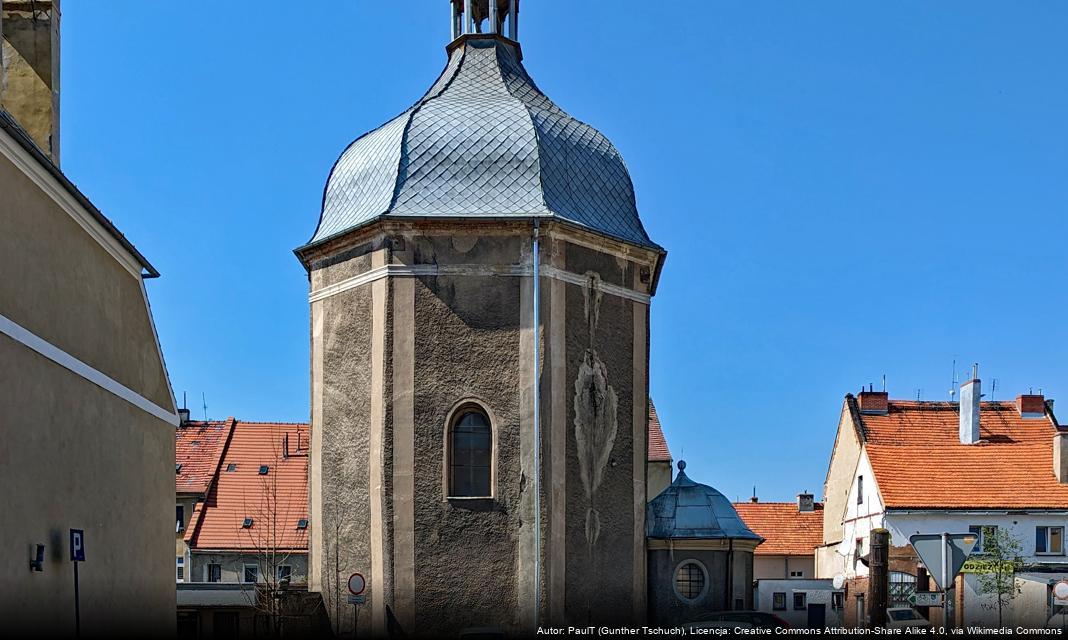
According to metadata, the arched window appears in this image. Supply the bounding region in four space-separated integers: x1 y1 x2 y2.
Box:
449 408 492 498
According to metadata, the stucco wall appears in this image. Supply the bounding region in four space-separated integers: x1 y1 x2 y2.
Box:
647 548 755 625
754 579 844 628
822 403 862 548
1 2 60 160
754 555 816 580
647 460 672 500
190 552 309 585
0 338 174 636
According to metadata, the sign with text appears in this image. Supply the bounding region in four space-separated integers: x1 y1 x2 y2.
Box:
69 529 85 562
961 559 1017 574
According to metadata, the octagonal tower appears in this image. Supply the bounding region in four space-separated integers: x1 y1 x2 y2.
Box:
296 2 665 635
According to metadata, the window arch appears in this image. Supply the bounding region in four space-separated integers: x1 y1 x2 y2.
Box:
446 403 494 498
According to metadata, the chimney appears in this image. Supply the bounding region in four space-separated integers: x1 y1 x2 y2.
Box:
1 0 61 162
858 385 889 415
1017 394 1046 419
1055 434 1068 483
177 408 191 425
959 364 980 445
797 492 815 512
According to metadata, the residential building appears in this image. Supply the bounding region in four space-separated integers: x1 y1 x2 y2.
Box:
1 2 177 635
648 401 674 499
819 378 1068 628
736 494 824 580
736 494 843 627
295 1 665 635
177 419 314 638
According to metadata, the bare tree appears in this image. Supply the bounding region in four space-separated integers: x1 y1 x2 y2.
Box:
974 528 1023 627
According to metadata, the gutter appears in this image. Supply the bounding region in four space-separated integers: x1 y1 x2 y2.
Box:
0 110 160 278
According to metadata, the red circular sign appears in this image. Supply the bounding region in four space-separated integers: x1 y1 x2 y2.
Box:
348 572 366 596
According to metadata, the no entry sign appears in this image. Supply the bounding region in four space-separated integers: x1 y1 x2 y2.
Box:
348 572 366 596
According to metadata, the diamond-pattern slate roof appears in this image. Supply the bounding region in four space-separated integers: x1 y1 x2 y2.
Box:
733 502 823 556
860 400 1067 510
305 36 655 250
647 465 764 542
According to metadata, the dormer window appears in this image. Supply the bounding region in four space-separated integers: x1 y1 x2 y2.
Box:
259 465 269 475
297 519 309 530
242 517 254 528
226 463 237 472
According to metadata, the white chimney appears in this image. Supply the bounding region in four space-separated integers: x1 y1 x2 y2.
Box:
798 492 815 512
1054 434 1068 483
959 364 980 445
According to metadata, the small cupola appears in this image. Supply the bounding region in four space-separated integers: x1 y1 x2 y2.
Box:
450 0 519 41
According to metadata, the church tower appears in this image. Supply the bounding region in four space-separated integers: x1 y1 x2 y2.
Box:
295 2 665 635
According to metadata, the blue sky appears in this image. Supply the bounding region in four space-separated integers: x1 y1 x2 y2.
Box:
62 2 1067 503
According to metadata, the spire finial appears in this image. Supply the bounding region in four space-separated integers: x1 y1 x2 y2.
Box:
677 460 687 472
451 0 519 42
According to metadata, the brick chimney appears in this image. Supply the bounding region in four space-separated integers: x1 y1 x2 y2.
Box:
1054 433 1068 483
858 386 889 415
797 492 815 512
959 365 981 445
1 0 61 162
1017 394 1046 419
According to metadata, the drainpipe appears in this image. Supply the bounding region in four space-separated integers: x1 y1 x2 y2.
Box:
726 539 734 610
532 219 542 627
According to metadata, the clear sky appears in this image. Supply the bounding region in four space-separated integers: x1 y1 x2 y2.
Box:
61 2 1067 503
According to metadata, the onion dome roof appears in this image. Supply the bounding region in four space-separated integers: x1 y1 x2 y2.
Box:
647 461 765 541
303 35 656 251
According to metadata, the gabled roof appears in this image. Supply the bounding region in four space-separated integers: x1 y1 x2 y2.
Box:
176 419 234 495
187 421 310 552
733 502 823 556
858 400 1067 510
648 400 672 463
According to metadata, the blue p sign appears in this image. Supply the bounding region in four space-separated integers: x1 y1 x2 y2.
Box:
70 529 85 562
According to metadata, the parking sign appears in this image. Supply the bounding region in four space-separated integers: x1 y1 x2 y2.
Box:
70 529 85 562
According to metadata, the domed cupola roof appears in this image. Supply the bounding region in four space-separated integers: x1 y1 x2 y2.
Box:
303 31 656 251
647 461 764 542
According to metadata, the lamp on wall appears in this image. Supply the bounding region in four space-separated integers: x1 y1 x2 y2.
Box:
30 544 45 571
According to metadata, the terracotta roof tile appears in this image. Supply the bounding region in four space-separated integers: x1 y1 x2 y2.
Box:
733 502 824 556
176 420 233 495
862 400 1065 510
189 421 310 552
648 400 672 463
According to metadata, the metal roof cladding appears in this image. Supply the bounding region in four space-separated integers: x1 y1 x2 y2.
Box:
647 461 765 542
301 34 658 252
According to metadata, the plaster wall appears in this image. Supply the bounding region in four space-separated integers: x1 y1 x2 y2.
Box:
0 338 175 637
0 151 172 408
647 548 755 625
647 460 672 500
754 555 816 580
754 579 844 628
1 1 60 160
822 403 863 546
190 552 309 585
835 450 883 580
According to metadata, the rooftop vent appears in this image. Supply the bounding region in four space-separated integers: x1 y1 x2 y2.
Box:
258 465 269 475
242 518 253 528
798 492 815 513
297 519 309 530
226 463 237 472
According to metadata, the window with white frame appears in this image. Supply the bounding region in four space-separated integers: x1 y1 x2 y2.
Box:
176 505 185 533
772 593 786 611
969 525 998 554
1037 526 1064 555
790 570 803 578
831 592 844 610
176 557 185 582
277 565 292 583
243 564 258 583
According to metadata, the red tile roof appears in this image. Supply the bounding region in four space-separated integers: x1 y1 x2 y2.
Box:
861 400 1066 510
176 419 234 495
733 502 824 556
648 400 672 463
187 421 310 552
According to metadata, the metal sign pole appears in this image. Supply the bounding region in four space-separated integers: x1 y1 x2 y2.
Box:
73 560 81 638
941 532 949 630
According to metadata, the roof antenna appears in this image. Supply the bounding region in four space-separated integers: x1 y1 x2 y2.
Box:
991 378 998 401
202 392 208 421
949 358 958 401
882 374 887 393
916 388 923 401
182 391 187 411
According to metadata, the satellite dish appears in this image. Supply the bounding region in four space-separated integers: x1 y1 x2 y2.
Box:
833 574 845 590
1054 581 1068 601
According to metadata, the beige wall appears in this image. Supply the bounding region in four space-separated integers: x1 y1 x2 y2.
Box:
647 460 672 500
0 131 175 635
1 0 61 161
190 552 308 585
753 554 816 580
822 402 862 548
